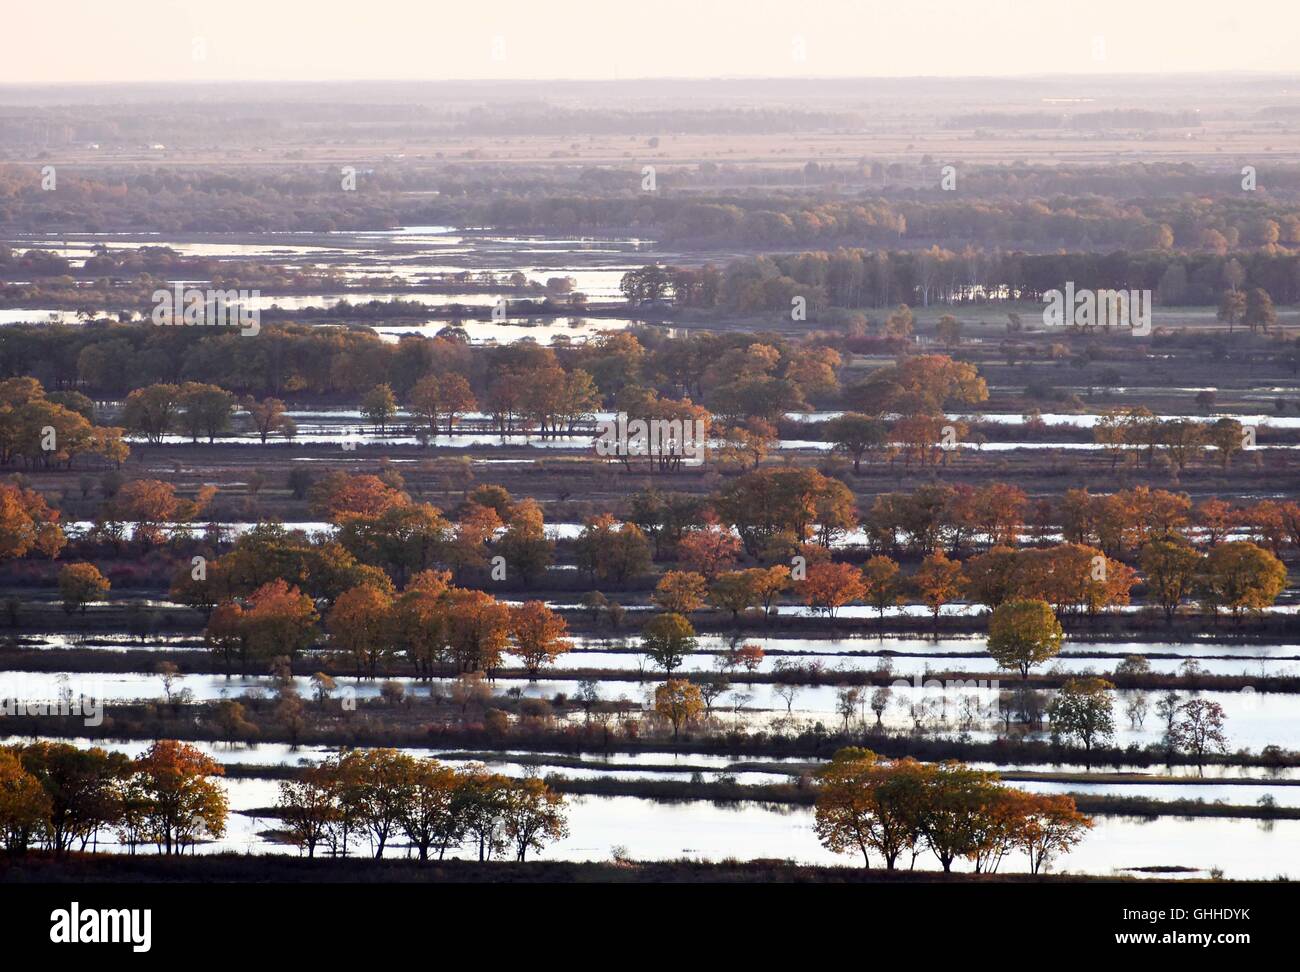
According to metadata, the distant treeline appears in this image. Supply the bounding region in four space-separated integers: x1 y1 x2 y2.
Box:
7 162 1300 242
625 247 1300 312
451 105 860 135
0 319 822 405
944 109 1202 129
0 103 857 149
508 194 1300 250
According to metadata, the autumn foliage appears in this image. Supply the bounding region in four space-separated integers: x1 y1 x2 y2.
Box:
815 748 1091 873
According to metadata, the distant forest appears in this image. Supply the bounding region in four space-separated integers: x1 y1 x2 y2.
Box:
5 162 1300 249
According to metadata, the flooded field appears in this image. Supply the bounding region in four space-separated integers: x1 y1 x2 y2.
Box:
3 745 1294 879
0 228 659 345
3 664 1292 748
9 31 1300 922
208 778 1300 878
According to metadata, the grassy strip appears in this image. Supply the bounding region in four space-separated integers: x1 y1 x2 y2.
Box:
10 703 1300 771
0 851 1189 884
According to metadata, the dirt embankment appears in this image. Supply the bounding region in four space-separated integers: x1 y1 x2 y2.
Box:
0 851 1181 884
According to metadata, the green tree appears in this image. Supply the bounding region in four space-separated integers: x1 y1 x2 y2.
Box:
825 412 888 473
361 383 399 433
987 598 1063 678
177 382 236 443
121 383 181 443
1047 677 1116 768
641 612 698 674
1140 540 1202 623
1205 418 1246 469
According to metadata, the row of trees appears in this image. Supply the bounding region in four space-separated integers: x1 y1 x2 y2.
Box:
1092 409 1264 471
834 669 1232 770
814 748 1092 873
825 407 1296 475
700 472 1300 565
78 463 1295 573
1044 677 1230 770
204 568 573 677
632 245 1300 317
0 739 570 863
63 467 1300 579
969 539 1285 619
2 320 849 420
157 335 839 449
0 740 227 856
275 750 567 861
1060 487 1300 559
654 193 1300 252
171 522 393 609
787 537 1281 622
171 479 555 614
327 573 572 678
122 383 295 444
797 545 1127 620
7 156 1300 245
162 480 1284 632
657 473 1289 619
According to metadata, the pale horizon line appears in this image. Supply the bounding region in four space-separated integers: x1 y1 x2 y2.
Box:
1 69 1298 90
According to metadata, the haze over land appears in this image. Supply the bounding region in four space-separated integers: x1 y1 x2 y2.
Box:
2 0 1298 82
2 1 1300 907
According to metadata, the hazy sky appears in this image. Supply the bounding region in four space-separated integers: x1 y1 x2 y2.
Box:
3 0 1297 84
